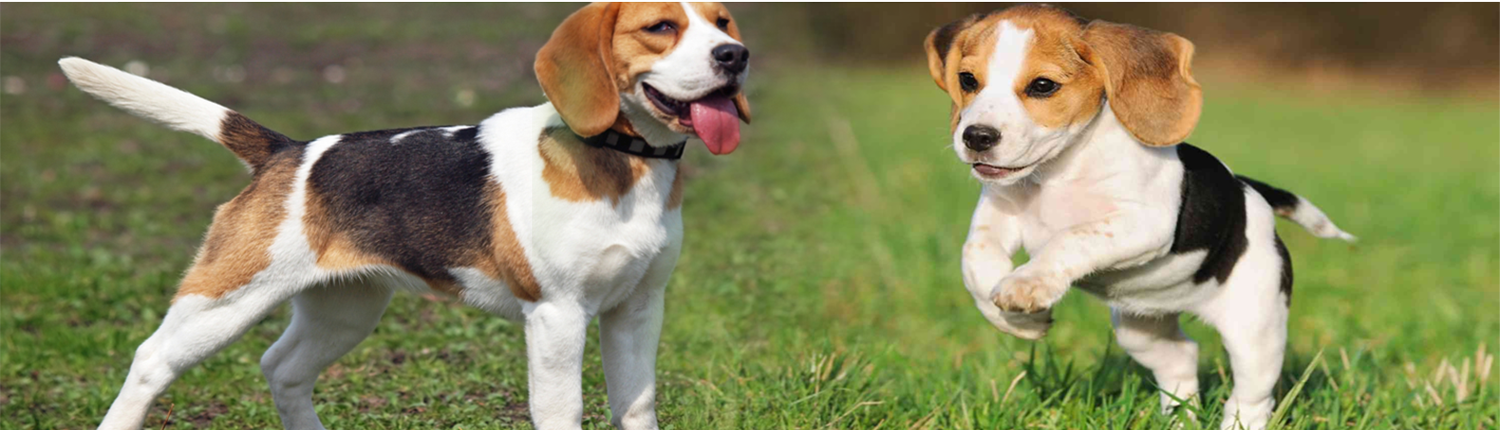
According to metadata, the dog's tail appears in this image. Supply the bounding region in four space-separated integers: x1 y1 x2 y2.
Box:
58 57 296 172
1238 175 1357 242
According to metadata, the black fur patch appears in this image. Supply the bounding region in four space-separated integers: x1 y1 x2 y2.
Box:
1274 234 1293 305
1238 175 1299 213
306 124 492 282
1170 143 1249 285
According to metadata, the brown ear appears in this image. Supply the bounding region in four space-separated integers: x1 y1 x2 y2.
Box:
535 2 622 137
923 18 968 93
1082 21 1202 147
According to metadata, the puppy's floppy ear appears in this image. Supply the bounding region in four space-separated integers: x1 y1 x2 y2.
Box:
1082 21 1202 147
924 18 968 94
536 2 623 137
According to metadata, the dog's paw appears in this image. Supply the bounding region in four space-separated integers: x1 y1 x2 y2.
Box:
998 310 1053 340
991 272 1066 314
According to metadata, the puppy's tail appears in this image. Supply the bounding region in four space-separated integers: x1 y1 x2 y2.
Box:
1238 175 1357 242
58 57 296 172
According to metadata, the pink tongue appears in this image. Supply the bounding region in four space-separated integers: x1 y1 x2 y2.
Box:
688 94 740 155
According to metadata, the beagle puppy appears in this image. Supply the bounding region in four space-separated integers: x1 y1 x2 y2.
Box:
61 3 749 429
925 5 1354 430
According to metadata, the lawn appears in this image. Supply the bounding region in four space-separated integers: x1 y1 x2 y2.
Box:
2 4 1497 429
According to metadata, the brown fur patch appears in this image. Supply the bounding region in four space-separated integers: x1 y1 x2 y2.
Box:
175 150 300 300
539 127 650 205
473 182 542 302
666 164 685 210
218 111 295 171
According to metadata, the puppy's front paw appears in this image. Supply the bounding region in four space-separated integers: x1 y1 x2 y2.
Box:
998 310 1053 340
991 273 1066 314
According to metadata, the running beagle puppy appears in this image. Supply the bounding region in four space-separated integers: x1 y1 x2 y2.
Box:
925 5 1353 430
62 3 749 429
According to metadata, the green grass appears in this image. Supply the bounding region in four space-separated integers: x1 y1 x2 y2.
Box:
3 4 1497 429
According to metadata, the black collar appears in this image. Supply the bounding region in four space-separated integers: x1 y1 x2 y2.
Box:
582 128 686 159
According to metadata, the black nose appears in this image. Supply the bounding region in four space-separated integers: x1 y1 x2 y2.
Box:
963 125 1000 151
712 44 749 74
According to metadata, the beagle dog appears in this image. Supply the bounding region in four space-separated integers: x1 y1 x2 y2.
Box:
61 3 749 429
925 5 1354 430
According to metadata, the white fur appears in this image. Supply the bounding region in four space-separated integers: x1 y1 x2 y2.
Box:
58 57 231 149
82 3 725 428
955 19 1351 430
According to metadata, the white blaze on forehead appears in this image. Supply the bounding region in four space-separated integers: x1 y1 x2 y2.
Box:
966 21 1034 119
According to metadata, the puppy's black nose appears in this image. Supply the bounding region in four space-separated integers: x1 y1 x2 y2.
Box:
712 44 749 74
963 125 1000 151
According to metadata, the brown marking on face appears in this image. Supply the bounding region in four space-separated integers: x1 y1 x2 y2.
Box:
1004 9 1106 130
611 3 690 90
175 150 300 300
926 14 1001 130
666 164 685 210
474 181 542 302
539 127 651 205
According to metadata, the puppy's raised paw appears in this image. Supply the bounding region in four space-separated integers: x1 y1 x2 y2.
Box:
991 272 1067 314
998 310 1053 340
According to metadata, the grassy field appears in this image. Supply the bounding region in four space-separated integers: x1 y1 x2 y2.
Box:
3 4 1497 429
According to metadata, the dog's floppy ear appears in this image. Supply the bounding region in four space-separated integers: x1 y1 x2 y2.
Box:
1081 21 1202 147
536 2 623 137
924 18 969 94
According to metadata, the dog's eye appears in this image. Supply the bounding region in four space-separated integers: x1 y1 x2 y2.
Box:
958 72 979 92
645 21 677 34
716 17 730 30
1026 78 1060 97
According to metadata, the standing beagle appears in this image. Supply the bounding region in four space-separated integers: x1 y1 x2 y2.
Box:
925 5 1354 430
61 3 750 429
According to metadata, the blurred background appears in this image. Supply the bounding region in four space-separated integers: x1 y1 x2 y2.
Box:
3 3 1496 429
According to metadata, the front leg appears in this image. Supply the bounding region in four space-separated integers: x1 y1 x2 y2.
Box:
962 194 1051 339
598 242 678 430
524 300 591 430
993 210 1172 314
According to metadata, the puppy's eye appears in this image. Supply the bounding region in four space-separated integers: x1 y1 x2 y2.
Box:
716 17 730 30
645 21 676 34
1026 78 1060 97
958 72 979 92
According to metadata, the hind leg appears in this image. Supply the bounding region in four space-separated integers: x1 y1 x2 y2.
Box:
1113 310 1200 418
99 288 298 430
260 281 393 430
1198 249 1289 429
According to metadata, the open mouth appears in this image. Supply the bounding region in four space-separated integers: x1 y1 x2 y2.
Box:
643 83 738 128
972 162 1033 179
643 83 743 155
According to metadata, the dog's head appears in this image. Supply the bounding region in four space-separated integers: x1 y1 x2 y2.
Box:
924 5 1201 184
536 2 751 155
